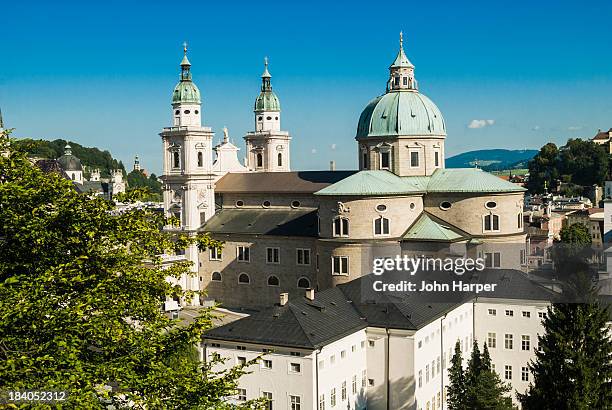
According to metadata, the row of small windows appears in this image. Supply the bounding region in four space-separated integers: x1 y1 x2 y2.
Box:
175 109 199 115
486 332 533 351
210 271 311 288
257 116 279 121
212 246 312 266
171 151 205 168
332 216 390 237
235 200 301 208
439 200 498 210
362 149 440 170
255 153 283 168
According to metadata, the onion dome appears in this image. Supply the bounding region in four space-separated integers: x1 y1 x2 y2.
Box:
254 57 281 112
172 43 201 104
57 144 83 171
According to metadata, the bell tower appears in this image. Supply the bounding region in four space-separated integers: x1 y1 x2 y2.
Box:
244 58 291 172
160 44 215 305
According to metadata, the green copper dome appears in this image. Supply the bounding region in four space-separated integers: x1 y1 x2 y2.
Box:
172 46 201 104
254 57 280 112
357 91 446 138
255 91 280 112
172 81 201 104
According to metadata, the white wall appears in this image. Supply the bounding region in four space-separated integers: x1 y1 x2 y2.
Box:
474 299 550 406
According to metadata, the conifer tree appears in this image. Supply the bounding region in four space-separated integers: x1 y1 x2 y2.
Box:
518 302 612 409
447 340 467 410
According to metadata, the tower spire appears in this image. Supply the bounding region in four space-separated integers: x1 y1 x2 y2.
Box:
388 31 417 92
261 57 272 91
180 42 192 80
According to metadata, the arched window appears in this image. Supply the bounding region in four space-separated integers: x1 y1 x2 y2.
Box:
71 173 75 180
333 217 349 237
374 216 390 236
277 153 283 167
297 277 311 289
483 214 500 232
238 273 250 284
267 275 280 287
211 271 222 282
197 151 203 167
256 153 263 168
173 151 180 168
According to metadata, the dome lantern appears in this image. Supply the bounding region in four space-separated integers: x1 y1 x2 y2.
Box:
388 31 418 92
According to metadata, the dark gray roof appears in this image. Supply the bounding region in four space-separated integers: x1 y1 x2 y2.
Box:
204 270 556 348
79 181 105 193
215 171 357 194
57 154 83 172
204 288 367 349
200 208 318 237
35 159 71 180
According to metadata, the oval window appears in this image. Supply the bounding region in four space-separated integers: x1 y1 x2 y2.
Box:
291 200 301 208
486 201 497 209
184 110 190 114
275 116 278 120
258 116 263 121
410 202 416 210
376 204 387 212
194 110 199 114
266 116 272 120
235 200 244 208
175 109 180 115
440 201 452 210
262 200 271 208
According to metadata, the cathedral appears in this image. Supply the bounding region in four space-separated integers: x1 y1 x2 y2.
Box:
161 36 527 308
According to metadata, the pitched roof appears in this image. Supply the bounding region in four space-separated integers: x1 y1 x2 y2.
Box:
315 170 423 196
593 128 612 140
204 288 367 349
402 212 469 242
417 168 526 193
200 208 318 237
204 270 555 348
215 171 357 194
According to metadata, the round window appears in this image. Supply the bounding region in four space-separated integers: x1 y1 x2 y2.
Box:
440 201 452 210
376 204 387 212
262 200 271 208
410 202 415 210
258 116 263 121
175 109 180 115
291 200 301 208
184 110 190 114
235 200 244 208
275 116 278 120
485 201 497 209
194 110 199 114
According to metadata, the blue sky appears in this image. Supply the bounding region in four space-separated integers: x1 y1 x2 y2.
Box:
1 0 611 174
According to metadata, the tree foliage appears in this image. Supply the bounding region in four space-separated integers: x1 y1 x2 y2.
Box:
527 139 609 193
0 131 263 409
126 170 163 201
518 303 612 409
12 137 125 178
447 340 514 410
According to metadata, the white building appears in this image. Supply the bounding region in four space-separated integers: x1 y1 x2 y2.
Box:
204 271 554 409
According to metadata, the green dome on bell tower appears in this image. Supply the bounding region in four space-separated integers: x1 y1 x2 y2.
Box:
172 43 201 105
254 57 280 112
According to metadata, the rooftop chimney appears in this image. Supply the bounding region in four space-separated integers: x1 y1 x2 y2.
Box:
330 160 336 171
279 293 289 306
305 288 315 301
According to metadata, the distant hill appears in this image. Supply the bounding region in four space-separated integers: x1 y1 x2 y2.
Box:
446 149 538 171
13 138 125 178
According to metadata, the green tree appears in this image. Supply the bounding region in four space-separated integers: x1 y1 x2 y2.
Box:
527 143 559 193
447 340 467 410
518 302 612 409
0 131 263 409
469 343 513 409
559 223 592 245
559 139 608 187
